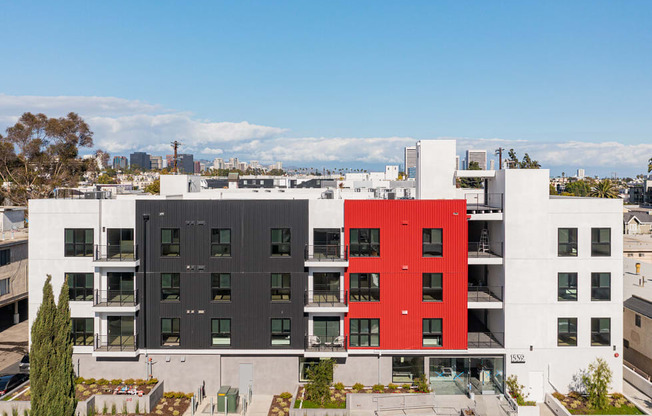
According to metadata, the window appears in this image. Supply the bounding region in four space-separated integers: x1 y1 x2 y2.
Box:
624 339 630 348
67 273 94 301
591 228 611 257
0 278 9 296
558 228 577 257
161 273 180 301
271 318 291 346
423 318 443 347
635 314 641 328
558 273 578 301
350 229 380 257
591 318 610 346
211 229 231 257
271 273 291 301
161 228 180 257
0 249 9 266
423 229 443 257
350 319 379 347
423 273 443 302
65 229 94 257
161 318 180 347
591 273 611 301
271 228 291 256
72 318 94 346
211 273 231 301
350 273 380 302
211 319 231 346
558 318 577 346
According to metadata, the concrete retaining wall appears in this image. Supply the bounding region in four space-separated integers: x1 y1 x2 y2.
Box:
92 381 163 414
624 366 652 398
348 392 435 411
0 400 30 415
545 392 650 416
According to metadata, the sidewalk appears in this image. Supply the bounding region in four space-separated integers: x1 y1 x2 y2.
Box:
624 380 652 412
0 320 28 373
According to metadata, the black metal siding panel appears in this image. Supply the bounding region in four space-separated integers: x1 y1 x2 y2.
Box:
136 199 308 350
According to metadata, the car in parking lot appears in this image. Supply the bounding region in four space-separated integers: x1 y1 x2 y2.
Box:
18 354 29 372
0 373 29 397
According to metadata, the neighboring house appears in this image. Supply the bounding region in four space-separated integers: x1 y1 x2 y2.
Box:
629 177 652 206
0 207 28 330
624 211 652 235
28 140 623 399
623 295 652 377
624 235 652 264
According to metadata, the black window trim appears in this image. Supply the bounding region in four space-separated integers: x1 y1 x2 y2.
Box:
349 318 380 348
591 317 611 347
161 273 181 302
64 228 94 257
67 272 94 302
591 272 611 301
350 273 380 302
211 228 232 257
423 273 443 302
211 318 231 347
557 317 578 347
422 228 443 257
271 273 291 302
211 273 232 302
349 228 380 258
160 228 181 257
591 228 611 257
558 272 578 302
270 228 292 257
270 317 291 347
422 318 443 348
557 228 578 257
71 317 94 346
161 317 181 347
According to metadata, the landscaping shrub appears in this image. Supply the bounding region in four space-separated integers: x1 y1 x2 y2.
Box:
124 378 135 385
552 392 565 401
86 378 96 385
134 379 145 385
387 383 398 391
76 377 85 384
506 375 534 405
135 401 140 414
582 358 612 410
415 375 430 393
146 378 159 385
102 403 108 414
97 378 109 386
352 383 364 391
402 384 411 390
372 384 384 392
280 392 293 399
110 379 123 386
333 382 345 391
305 359 335 406
110 403 116 415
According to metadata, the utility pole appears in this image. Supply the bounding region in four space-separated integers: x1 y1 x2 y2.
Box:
495 147 504 170
171 140 181 174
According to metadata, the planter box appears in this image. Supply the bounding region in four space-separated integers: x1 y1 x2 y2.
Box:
544 393 650 416
289 390 433 416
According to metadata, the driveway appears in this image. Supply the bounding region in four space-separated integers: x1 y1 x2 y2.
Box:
0 321 28 374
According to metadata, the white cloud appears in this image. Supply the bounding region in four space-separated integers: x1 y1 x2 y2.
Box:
0 94 162 117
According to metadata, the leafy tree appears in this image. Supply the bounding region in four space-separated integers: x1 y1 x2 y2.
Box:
145 179 160 195
305 359 334 405
268 169 286 176
648 157 652 173
0 112 102 206
506 149 541 169
582 358 612 410
549 183 558 195
97 174 117 184
53 276 76 415
460 161 483 188
565 180 591 197
589 179 619 198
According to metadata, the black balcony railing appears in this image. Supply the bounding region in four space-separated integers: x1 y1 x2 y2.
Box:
94 334 137 351
94 244 138 261
305 335 348 352
305 290 348 306
465 193 504 213
468 242 503 258
93 289 138 306
468 332 504 348
304 245 348 261
54 189 112 199
468 286 503 302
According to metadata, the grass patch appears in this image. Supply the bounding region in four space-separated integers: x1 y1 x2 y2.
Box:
294 399 346 409
568 406 643 415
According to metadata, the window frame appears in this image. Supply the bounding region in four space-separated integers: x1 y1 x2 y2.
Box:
161 228 181 257
558 272 578 302
211 228 232 257
0 249 10 266
557 228 578 257
64 228 94 257
591 272 611 301
422 318 443 347
423 273 443 302
211 273 231 302
591 228 611 257
271 273 291 302
161 318 180 347
271 228 291 257
349 228 380 257
422 229 443 257
161 273 180 302
0 278 8 296
67 272 94 302
72 318 94 346
349 318 380 347
350 273 380 302
635 314 642 328
591 317 611 347
211 318 231 347
557 317 578 347
271 318 291 347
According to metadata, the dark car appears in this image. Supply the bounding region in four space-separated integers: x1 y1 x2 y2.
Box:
0 373 29 396
18 354 29 372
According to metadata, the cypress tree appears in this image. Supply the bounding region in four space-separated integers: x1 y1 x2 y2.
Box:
53 276 77 415
30 275 57 416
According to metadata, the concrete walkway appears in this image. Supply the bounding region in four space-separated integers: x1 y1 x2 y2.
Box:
187 394 273 416
624 380 652 412
0 320 28 373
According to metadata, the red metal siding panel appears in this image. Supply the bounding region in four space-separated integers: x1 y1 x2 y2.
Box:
345 200 468 350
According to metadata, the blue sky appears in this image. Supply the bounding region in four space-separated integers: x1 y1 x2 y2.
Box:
0 0 651 176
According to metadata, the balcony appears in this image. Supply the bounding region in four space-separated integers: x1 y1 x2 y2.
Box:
468 242 503 265
304 245 349 267
465 193 504 216
304 335 348 358
304 290 348 313
93 244 139 267
467 332 504 349
92 289 139 312
93 334 138 357
468 286 503 309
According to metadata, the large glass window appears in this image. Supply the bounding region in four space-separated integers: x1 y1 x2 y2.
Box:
65 229 94 257
211 229 231 257
591 318 610 346
558 228 578 257
271 318 291 346
591 228 611 257
211 273 231 301
313 273 340 303
423 273 443 302
350 319 379 347
350 229 380 257
161 318 180 347
392 356 424 384
72 318 94 346
423 319 443 347
271 229 291 256
350 273 380 302
423 229 443 257
106 228 134 259
558 273 578 301
211 319 231 346
591 273 611 301
636 314 641 328
107 272 134 304
161 273 180 301
0 249 10 266
428 357 504 395
271 273 291 301
161 229 180 257
558 318 577 346
0 278 8 296
67 273 94 301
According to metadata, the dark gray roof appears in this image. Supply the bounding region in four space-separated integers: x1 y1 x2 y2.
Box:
624 212 652 224
624 296 652 319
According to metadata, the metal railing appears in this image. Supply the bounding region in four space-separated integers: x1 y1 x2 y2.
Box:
305 335 348 352
468 332 504 348
304 245 348 261
465 193 504 212
54 189 112 199
94 244 138 261
93 289 138 306
94 333 137 351
305 290 348 306
468 286 503 302
468 241 504 258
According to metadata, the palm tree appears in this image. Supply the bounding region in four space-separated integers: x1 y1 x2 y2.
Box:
589 179 619 198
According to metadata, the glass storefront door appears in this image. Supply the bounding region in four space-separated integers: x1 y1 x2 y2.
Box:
429 356 504 395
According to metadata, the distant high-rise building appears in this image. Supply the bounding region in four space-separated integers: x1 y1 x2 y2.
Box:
238 162 248 171
112 156 128 170
177 154 194 174
149 155 163 170
577 168 585 179
404 146 417 177
250 160 260 169
194 161 201 174
130 152 151 170
455 155 460 170
466 150 487 170
490 160 495 170
213 158 225 170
